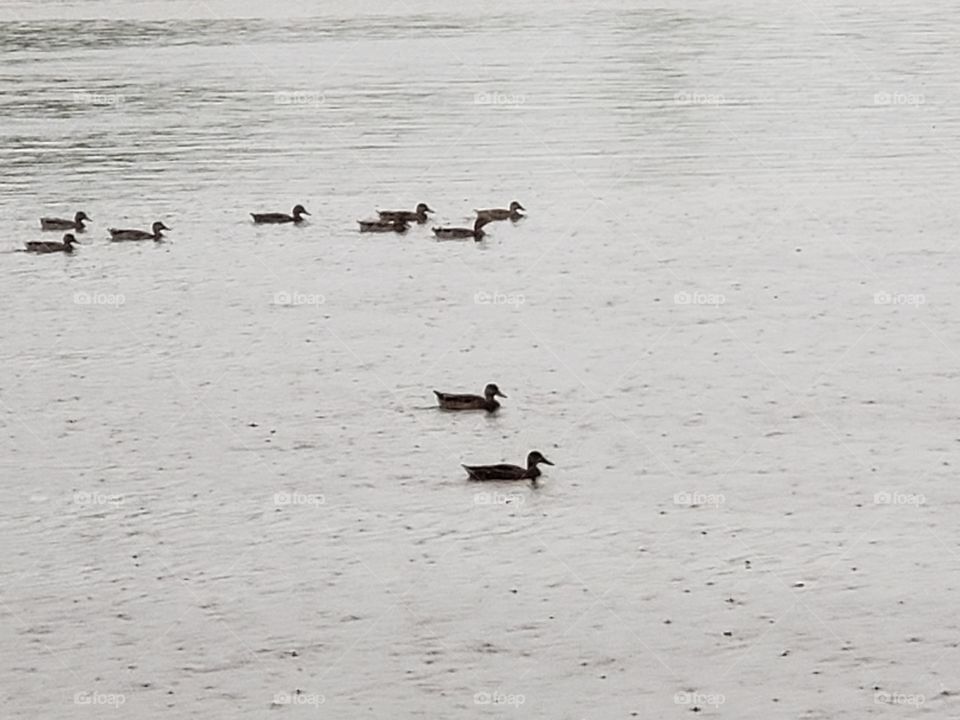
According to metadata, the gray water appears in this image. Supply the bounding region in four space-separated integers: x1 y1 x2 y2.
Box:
3 1 960 717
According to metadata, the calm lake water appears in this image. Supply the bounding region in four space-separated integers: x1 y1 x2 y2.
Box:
2 1 960 717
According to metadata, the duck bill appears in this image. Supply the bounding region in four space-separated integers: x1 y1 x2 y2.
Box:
541 457 554 465
495 392 508 398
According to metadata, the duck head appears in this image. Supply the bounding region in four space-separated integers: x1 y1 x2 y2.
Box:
152 221 171 238
526 451 553 469
292 204 310 218
484 383 507 400
74 211 91 224
415 203 434 215
62 233 79 246
509 201 525 212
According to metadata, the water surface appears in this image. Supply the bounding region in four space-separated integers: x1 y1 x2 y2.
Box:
2 1 959 717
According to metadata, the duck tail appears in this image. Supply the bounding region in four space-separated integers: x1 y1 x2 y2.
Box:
433 390 443 399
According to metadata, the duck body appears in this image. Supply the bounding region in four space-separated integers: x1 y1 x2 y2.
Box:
358 218 409 233
109 221 170 242
475 201 524 222
462 451 553 482
25 233 78 254
40 211 90 232
433 217 492 241
251 204 310 224
434 383 506 412
378 203 433 224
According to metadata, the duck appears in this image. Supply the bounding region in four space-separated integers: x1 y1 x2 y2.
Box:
24 233 79 254
40 211 90 232
462 451 554 483
475 201 524 222
377 203 434 224
433 216 492 241
251 204 310 224
357 218 409 233
434 383 506 412
108 221 170 242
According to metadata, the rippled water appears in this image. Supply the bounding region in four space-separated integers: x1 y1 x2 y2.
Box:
3 1 960 717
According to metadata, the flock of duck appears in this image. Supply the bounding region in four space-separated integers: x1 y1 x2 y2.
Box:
25 201 552 484
357 200 525 240
21 200 527 254
25 212 169 253
433 383 553 483
248 199 526 240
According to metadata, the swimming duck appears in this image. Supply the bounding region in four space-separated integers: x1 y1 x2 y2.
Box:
434 383 506 412
475 201 524 221
358 218 409 233
40 211 90 232
251 204 310 224
433 216 492 241
378 203 434 224
462 451 554 482
25 233 79 254
108 221 170 242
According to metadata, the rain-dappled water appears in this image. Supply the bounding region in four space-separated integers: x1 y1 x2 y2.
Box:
3 0 960 717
